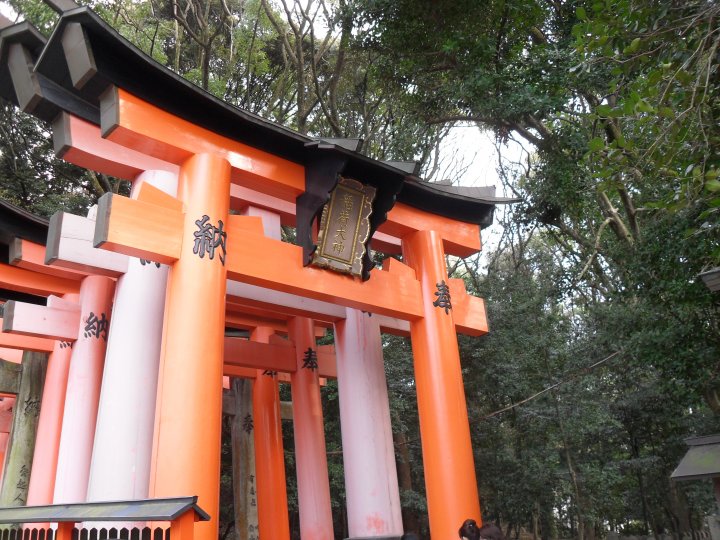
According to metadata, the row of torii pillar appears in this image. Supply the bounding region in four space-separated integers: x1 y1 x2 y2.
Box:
0 4 508 539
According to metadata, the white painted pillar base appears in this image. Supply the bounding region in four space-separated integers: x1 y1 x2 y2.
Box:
335 308 403 538
87 171 176 503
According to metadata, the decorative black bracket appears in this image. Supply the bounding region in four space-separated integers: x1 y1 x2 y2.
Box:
297 150 349 270
299 143 410 280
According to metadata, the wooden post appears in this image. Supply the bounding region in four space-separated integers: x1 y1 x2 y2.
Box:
334 308 403 537
53 275 115 503
252 326 290 540
230 377 259 540
26 335 74 505
150 153 231 540
87 171 176 505
0 351 47 506
402 230 481 539
288 317 334 540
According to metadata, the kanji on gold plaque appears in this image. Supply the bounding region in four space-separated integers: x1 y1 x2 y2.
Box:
312 177 375 278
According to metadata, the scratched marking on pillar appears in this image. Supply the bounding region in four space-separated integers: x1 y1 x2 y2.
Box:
262 369 278 377
24 398 40 416
302 347 318 370
139 258 161 268
433 280 452 314
242 413 254 434
84 312 109 340
193 215 227 265
14 465 29 502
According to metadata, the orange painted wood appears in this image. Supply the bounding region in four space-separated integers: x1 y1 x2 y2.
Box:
381 202 482 258
55 521 75 540
150 153 231 540
316 345 337 379
0 322 54 353
226 293 341 326
2 301 80 341
0 406 11 433
169 508 196 540
0 348 22 363
223 365 257 379
94 193 183 264
96 209 423 318
223 338 295 373
102 88 305 201
402 230 481 539
135 181 183 212
227 214 264 236
225 312 286 332
9 239 85 281
288 317 334 539
251 327 290 540
0 263 80 297
381 256 416 280
449 278 488 337
225 224 423 320
54 113 179 180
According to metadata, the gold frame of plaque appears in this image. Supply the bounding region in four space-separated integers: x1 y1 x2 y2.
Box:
312 176 376 278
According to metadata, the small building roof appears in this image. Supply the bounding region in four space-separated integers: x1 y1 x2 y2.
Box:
699 267 720 292
671 435 720 481
0 496 210 524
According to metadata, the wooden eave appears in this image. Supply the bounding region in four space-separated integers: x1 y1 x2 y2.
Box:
28 7 515 227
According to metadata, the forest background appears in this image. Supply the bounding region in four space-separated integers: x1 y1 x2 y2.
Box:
1 0 719 538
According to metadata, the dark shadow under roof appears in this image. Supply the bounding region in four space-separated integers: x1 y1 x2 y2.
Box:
0 199 49 246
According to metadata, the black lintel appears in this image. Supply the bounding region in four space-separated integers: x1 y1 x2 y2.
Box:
382 161 421 176
42 0 81 15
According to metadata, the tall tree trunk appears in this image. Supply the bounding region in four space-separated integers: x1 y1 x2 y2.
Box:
393 431 419 534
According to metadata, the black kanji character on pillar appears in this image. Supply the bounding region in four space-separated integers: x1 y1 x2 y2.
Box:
432 280 452 314
193 215 227 265
139 258 161 268
302 347 318 370
242 413 254 434
263 370 278 377
84 312 109 340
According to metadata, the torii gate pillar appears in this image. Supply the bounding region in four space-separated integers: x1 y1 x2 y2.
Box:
402 230 482 539
334 308 403 537
288 317 334 540
150 153 230 540
53 275 115 503
252 332 290 540
27 293 77 505
87 171 176 504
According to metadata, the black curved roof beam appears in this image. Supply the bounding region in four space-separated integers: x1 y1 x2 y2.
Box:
32 7 516 214
0 21 97 123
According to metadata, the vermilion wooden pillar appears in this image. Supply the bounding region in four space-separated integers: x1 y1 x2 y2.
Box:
88 171 176 505
334 308 403 537
402 230 481 539
150 154 230 540
251 326 290 540
26 293 78 505
53 276 115 503
288 317 334 540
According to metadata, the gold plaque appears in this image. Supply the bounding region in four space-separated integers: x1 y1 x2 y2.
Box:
312 177 376 277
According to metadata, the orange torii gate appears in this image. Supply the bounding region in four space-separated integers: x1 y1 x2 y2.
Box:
0 5 516 540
